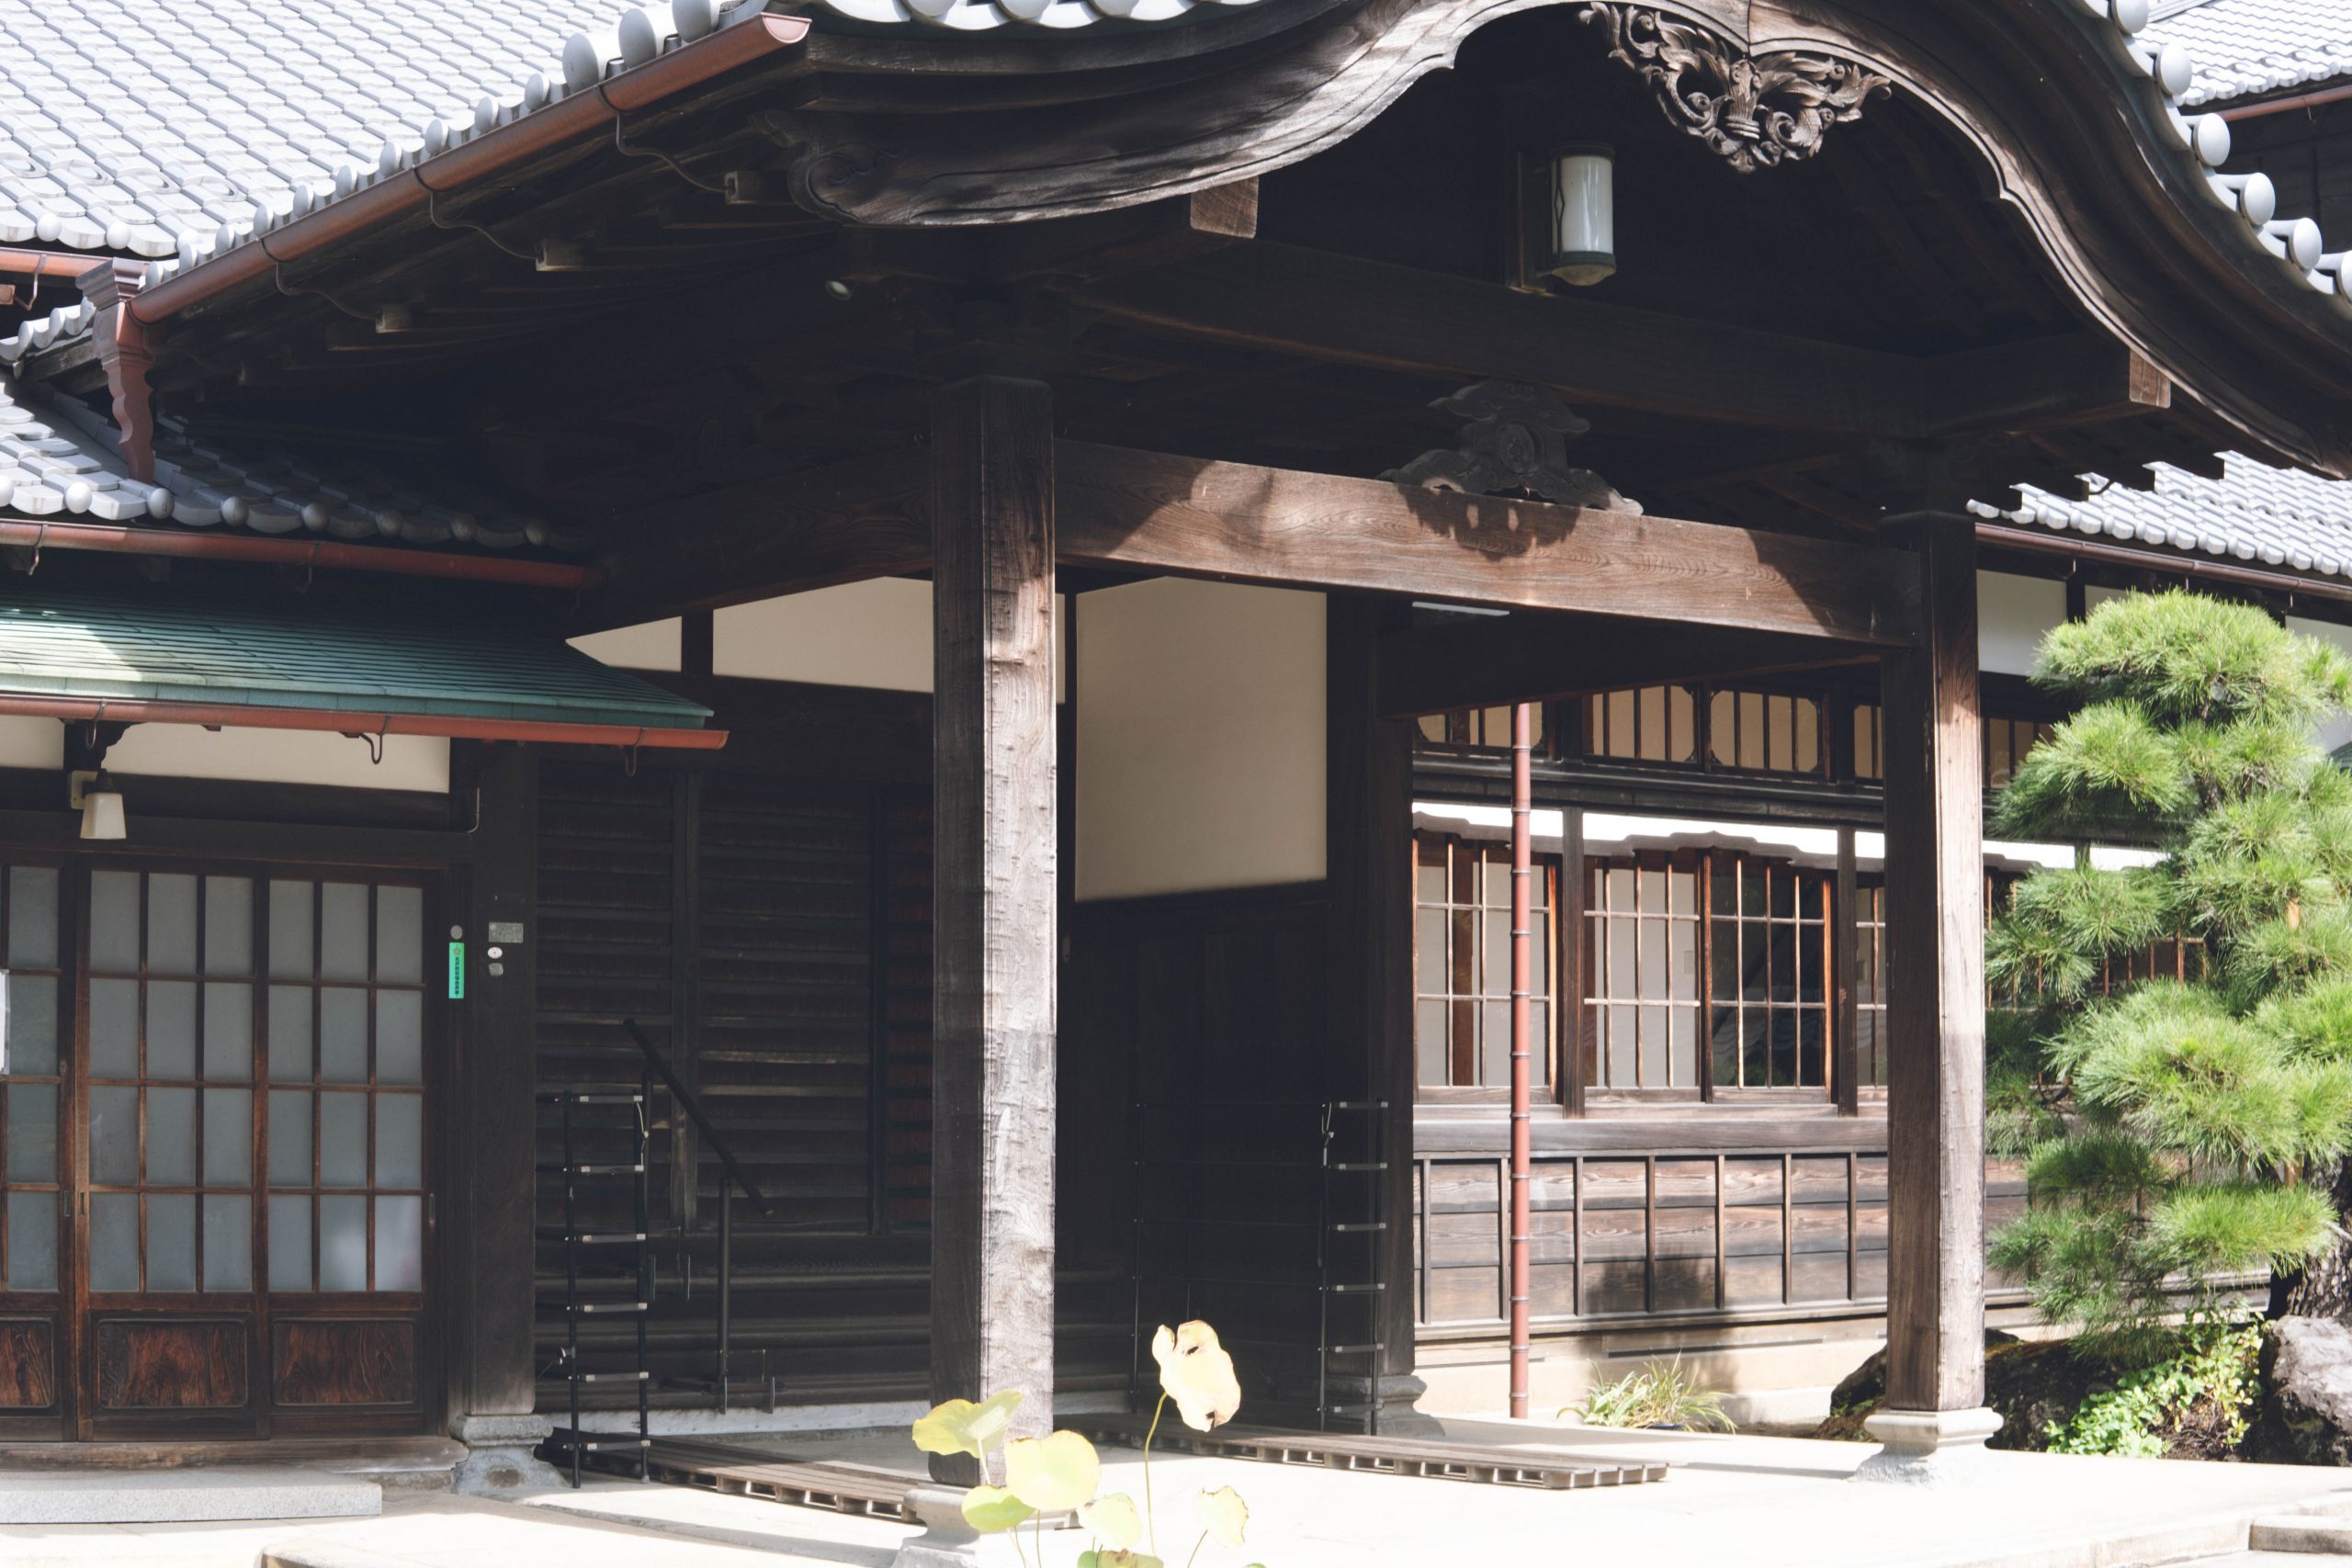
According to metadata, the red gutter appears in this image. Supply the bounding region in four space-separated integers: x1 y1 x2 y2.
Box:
127 9 812 329
0 516 595 590
1507 702 1533 1421
0 694 724 750
0 249 108 281
2219 81 2352 121
1977 522 2352 607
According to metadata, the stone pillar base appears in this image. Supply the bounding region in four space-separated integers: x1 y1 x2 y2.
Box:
1322 1371 1442 1438
1851 1407 2003 1485
449 1414 566 1495
890 1484 1030 1568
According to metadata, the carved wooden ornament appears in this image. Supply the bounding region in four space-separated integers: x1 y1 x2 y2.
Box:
1383 380 1640 513
1582 5 1892 173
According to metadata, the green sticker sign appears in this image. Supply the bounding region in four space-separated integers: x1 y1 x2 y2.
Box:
447 942 466 999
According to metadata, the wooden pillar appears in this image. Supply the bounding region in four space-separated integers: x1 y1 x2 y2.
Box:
1326 597 1431 1434
448 740 539 1420
929 377 1058 1480
1866 511 1996 1468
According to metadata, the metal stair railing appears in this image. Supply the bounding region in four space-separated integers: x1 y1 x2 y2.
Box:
621 1016 775 1414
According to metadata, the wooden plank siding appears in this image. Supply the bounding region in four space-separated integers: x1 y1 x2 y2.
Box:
530 756 942 1406
1410 1135 2029 1336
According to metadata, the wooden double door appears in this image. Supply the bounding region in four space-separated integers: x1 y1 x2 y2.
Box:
0 856 438 1438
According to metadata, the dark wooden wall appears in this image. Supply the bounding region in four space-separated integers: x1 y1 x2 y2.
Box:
1065 883 1350 1425
529 681 1125 1410
1411 1125 2027 1337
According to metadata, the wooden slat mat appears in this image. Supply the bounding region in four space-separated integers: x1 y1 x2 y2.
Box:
627 1438 923 1519
1077 1416 1668 1491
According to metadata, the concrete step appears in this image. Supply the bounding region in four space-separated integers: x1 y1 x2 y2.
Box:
2255 1514 2352 1553
0 1464 380 1525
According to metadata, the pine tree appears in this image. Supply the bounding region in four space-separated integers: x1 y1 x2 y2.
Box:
1985 589 2352 1348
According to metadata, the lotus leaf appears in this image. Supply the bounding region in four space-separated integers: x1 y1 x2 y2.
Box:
1194 1484 1249 1549
1004 1428 1102 1513
912 1389 1024 1460
1079 1492 1143 1550
959 1483 1035 1534
1151 1320 1242 1431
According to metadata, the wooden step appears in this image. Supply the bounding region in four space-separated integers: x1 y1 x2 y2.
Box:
1078 1416 1668 1491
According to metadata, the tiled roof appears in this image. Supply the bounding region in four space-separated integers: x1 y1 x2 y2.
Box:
1971 454 2352 582
0 576 714 731
0 0 800 276
814 0 1264 34
0 371 582 551
0 0 622 261
2144 0 2352 107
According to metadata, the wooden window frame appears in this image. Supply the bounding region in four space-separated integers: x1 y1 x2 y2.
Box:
1411 833 1560 1104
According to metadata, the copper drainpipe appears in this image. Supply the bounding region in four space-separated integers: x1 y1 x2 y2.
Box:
0 249 111 281
1509 702 1534 1418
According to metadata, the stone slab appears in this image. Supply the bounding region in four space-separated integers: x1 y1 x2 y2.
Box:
0 1466 380 1525
2249 1514 2352 1552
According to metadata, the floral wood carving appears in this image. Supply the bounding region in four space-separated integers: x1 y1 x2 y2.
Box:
1382 381 1640 513
1580 5 1891 174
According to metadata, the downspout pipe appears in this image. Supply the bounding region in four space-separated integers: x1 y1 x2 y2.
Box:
124 7 813 330
1509 702 1534 1419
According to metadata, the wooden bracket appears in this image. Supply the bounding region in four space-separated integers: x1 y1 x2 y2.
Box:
79 260 160 485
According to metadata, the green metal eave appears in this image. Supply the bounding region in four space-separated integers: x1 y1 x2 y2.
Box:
0 579 719 748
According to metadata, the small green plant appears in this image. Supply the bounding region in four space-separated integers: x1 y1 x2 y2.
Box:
1565 1357 1735 1432
913 1318 1263 1568
2042 1317 2262 1458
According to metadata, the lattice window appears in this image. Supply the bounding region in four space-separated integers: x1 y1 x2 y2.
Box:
1413 836 1555 1090
1708 856 1832 1090
1582 687 1695 763
1580 856 1702 1090
1415 705 1549 754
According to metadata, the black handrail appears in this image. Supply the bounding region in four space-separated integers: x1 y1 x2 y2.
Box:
621 1016 773 1216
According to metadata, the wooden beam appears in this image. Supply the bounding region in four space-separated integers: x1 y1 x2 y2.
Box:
1073 243 2163 439
1374 614 1880 717
577 447 929 630
592 439 1919 643
1877 511 1988 1417
1057 441 1915 646
928 377 1058 1478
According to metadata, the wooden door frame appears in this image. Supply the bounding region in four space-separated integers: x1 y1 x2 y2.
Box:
0 845 454 1442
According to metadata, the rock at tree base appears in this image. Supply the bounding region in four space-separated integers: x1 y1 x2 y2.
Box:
1816 1330 2133 1451
2245 1315 2352 1467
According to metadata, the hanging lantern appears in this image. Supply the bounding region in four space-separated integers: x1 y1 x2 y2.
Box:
1549 143 1616 287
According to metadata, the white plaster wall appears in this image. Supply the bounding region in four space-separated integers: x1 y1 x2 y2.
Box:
0 717 62 770
1076 581 1325 902
1979 571 2066 677
713 580 1067 699
104 725 449 794
715 580 934 692
2290 615 2352 753
569 618 682 672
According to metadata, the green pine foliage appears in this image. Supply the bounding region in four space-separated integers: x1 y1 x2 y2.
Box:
1987 590 2352 1347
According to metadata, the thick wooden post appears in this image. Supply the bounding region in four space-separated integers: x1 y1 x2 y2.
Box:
1861 511 1998 1476
445 741 560 1490
1325 597 1431 1435
930 377 1058 1481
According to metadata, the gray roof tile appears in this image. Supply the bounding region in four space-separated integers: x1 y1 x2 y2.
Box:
0 370 586 553
2145 0 2352 106
1972 454 2352 583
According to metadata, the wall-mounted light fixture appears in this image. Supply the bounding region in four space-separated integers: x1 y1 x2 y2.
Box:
1548 143 1616 287
69 768 124 840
